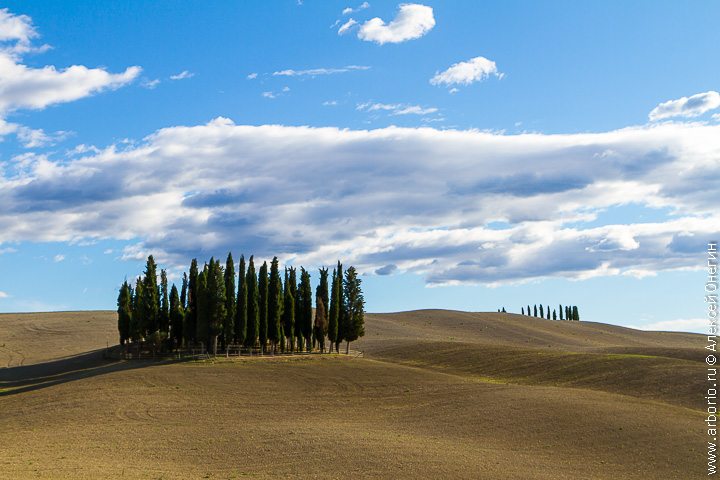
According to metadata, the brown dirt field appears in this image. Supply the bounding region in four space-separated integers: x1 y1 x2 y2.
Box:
0 310 705 479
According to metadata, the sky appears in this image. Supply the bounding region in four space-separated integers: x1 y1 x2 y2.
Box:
0 1 718 333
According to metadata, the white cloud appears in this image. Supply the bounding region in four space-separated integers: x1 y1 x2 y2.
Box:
343 2 369 15
53 254 65 262
0 290 8 298
169 70 194 80
247 72 258 80
0 8 140 147
648 91 720 121
357 102 437 116
634 318 706 333
261 91 276 99
357 3 434 44
430 56 502 88
338 19 358 35
141 78 160 89
323 100 338 106
272 65 370 76
1 119 719 286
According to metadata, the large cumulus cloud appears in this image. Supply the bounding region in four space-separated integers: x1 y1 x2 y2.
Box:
0 117 718 284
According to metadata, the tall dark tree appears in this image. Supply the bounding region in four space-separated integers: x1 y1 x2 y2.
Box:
206 259 226 355
546 307 550 320
223 253 236 349
282 269 295 352
180 272 188 310
521 306 525 315
539 304 544 318
298 267 313 351
572 306 579 321
235 255 248 346
341 266 365 354
117 280 132 346
501 307 506 313
330 262 343 353
258 261 269 353
131 277 144 343
533 304 538 317
313 296 328 353
196 266 209 349
245 256 259 348
267 257 283 353
186 259 199 343
141 255 160 336
552 309 557 320
527 305 531 317
559 304 564 321
317 267 329 322
160 269 169 335
169 284 183 347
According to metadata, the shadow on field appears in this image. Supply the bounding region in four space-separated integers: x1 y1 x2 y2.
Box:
0 350 177 397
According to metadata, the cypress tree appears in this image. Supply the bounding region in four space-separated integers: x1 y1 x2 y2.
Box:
160 269 169 336
314 296 328 352
533 304 538 317
546 307 550 320
331 262 343 353
282 269 295 352
268 257 283 354
142 255 160 336
196 266 209 350
318 267 329 323
341 266 365 354
539 304 544 318
131 277 144 343
501 307 506 313
552 309 557 320
223 253 236 349
572 306 579 321
180 272 188 310
521 306 525 315
169 284 183 347
527 305 531 317
117 280 132 346
235 255 247 346
186 259 199 343
298 267 313 351
565 306 570 320
559 304 563 321
207 259 226 355
258 260 269 353
245 256 259 348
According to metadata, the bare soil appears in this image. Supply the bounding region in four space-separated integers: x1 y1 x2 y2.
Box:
0 310 704 479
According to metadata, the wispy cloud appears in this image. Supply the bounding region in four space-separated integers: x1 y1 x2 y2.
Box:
169 70 194 80
141 78 161 89
342 2 369 15
633 318 706 333
272 65 370 77
0 291 8 298
338 19 358 35
648 91 720 121
247 72 258 80
53 254 65 263
357 3 434 44
357 102 438 116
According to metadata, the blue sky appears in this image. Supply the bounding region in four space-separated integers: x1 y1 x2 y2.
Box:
0 1 718 333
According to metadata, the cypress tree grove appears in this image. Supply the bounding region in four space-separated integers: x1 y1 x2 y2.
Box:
142 255 160 336
282 269 295 352
235 255 247 346
341 266 365 354
223 253 236 349
186 259 199 344
169 284 183 347
298 267 313 352
268 257 283 354
258 260 269 353
160 269 169 336
245 256 259 348
117 280 132 346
